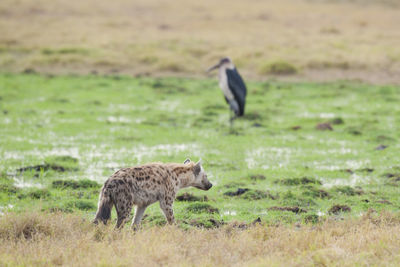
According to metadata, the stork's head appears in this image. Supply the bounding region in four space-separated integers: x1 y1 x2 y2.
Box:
207 57 233 72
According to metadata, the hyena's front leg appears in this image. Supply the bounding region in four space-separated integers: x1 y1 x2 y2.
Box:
159 196 175 224
131 205 147 230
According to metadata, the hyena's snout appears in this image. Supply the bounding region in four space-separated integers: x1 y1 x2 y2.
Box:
205 182 213 190
202 180 212 190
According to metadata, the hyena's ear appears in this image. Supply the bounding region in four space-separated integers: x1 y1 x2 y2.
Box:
193 160 202 176
184 158 191 164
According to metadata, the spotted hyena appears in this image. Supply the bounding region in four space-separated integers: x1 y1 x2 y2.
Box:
93 158 212 229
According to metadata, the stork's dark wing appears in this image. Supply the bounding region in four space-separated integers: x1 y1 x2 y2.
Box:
226 68 247 116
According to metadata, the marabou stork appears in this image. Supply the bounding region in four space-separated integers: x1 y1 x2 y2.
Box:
207 57 247 126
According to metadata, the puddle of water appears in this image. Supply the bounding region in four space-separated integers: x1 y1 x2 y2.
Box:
158 100 180 112
223 210 237 216
321 174 368 188
1 118 12 124
298 112 337 119
13 177 43 188
246 147 295 169
314 159 369 171
83 143 202 182
97 116 132 123
345 160 371 170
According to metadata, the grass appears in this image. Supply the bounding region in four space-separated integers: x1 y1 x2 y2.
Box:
1 73 400 226
0 0 399 83
1 211 400 265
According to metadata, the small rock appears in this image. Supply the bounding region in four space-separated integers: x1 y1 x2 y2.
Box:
316 122 333 131
375 145 388 151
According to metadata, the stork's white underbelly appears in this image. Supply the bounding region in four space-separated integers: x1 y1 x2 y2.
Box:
218 68 235 101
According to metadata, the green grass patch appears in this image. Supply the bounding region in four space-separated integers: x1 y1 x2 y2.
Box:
1 73 400 225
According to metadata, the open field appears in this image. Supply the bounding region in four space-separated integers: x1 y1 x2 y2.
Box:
1 212 400 266
1 0 400 265
1 73 400 225
1 0 400 83
1 73 400 265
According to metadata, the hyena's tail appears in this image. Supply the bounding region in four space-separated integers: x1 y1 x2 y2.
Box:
93 185 113 225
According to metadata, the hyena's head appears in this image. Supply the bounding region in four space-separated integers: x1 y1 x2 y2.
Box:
184 158 212 191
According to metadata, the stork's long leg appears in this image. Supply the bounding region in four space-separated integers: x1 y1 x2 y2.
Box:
229 109 236 128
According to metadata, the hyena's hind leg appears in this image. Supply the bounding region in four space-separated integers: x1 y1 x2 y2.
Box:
115 199 134 229
159 196 175 224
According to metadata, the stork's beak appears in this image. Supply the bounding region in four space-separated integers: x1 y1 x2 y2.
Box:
206 63 220 73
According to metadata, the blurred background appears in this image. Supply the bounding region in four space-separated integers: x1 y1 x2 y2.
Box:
1 0 399 83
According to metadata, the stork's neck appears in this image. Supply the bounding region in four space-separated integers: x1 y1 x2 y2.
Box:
218 63 235 80
220 62 235 71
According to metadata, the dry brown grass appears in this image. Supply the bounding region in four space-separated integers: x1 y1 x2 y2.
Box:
1 211 400 266
0 0 399 83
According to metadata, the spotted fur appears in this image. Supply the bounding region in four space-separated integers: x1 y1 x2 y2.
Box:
93 159 212 229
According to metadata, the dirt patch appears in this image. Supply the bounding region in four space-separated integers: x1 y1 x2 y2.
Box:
252 123 263 128
316 122 333 131
242 190 278 200
222 182 246 189
303 214 319 224
52 179 100 189
242 111 263 121
18 189 51 200
383 173 400 186
302 186 330 199
328 204 351 214
276 177 321 186
267 206 307 214
228 217 263 230
375 135 395 142
176 193 208 202
185 203 219 214
332 186 364 196
16 156 79 173
224 188 249 196
358 168 374 173
249 174 266 181
376 200 392 205
0 184 19 194
16 164 67 173
188 218 225 229
341 169 354 174
330 117 344 125
383 173 400 180
347 127 362 135
291 125 301 131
